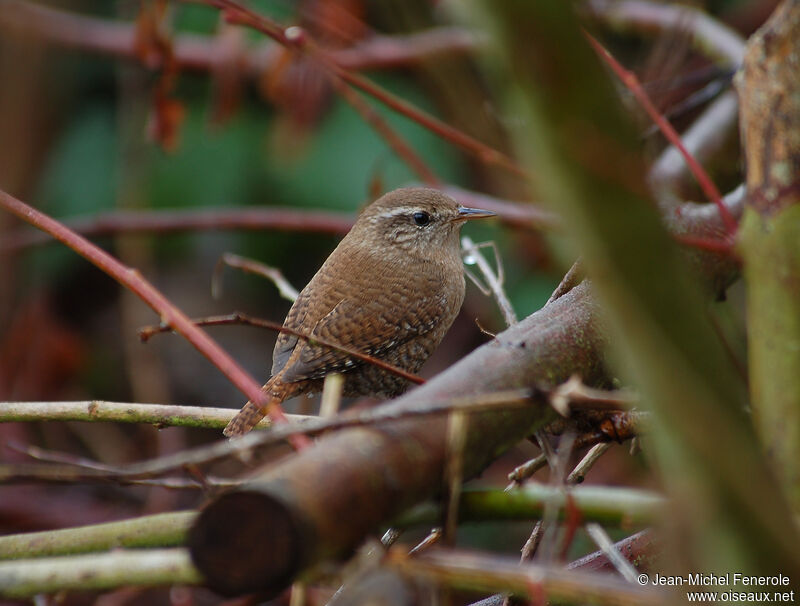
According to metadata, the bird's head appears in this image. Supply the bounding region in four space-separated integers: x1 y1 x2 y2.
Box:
352 188 495 257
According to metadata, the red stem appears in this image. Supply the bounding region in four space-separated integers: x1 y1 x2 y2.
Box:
584 32 739 237
328 75 440 185
213 0 527 179
0 206 354 251
0 188 310 450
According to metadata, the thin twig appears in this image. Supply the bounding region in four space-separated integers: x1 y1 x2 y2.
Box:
7 442 119 472
1 206 354 252
213 252 300 301
585 523 641 583
3 442 238 490
319 373 345 418
0 400 311 428
328 74 439 185
0 1 482 74
585 33 738 236
408 528 443 555
207 0 527 178
385 547 664 605
2 194 555 252
506 453 548 486
139 311 426 386
567 443 613 484
549 376 635 416
462 237 517 326
443 411 468 545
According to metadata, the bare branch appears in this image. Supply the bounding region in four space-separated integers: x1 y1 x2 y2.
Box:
0 1 481 74
0 512 195 560
0 206 354 252
585 523 641 583
385 547 664 606
214 252 300 302
0 548 201 599
0 400 311 429
462 237 517 326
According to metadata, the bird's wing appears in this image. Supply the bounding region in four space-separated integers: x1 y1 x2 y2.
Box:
277 285 450 384
271 289 312 376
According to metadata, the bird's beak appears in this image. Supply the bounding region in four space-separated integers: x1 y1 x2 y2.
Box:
455 206 497 222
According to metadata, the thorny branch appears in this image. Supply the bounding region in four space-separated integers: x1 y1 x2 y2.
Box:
2 389 535 483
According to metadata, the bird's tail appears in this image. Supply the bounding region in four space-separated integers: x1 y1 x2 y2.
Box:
223 399 270 437
223 377 296 438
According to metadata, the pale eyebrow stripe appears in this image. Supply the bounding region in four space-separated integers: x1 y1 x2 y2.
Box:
376 207 416 219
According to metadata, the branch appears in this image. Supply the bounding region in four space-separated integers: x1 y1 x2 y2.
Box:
0 1 481 73
0 548 201 599
187 281 606 595
0 485 659 563
0 400 311 429
327 74 440 185
468 530 660 606
385 547 664 606
568 529 657 573
1 194 554 252
585 33 738 235
214 253 300 302
736 0 800 510
208 0 527 178
0 205 354 252
1 390 534 485
0 187 309 450
395 484 662 529
587 0 745 206
586 0 744 65
0 512 195 560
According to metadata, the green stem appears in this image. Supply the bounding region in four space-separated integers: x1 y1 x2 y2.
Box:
0 400 311 429
395 485 663 528
0 512 196 560
0 548 202 598
740 207 800 509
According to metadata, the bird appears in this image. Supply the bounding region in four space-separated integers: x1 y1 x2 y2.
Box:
223 187 495 437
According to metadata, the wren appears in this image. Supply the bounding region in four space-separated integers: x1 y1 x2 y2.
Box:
223 187 495 437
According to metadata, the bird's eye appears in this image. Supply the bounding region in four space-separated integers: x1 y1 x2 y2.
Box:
413 211 431 226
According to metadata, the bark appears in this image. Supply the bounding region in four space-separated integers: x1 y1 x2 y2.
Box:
189 281 606 595
736 0 800 511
